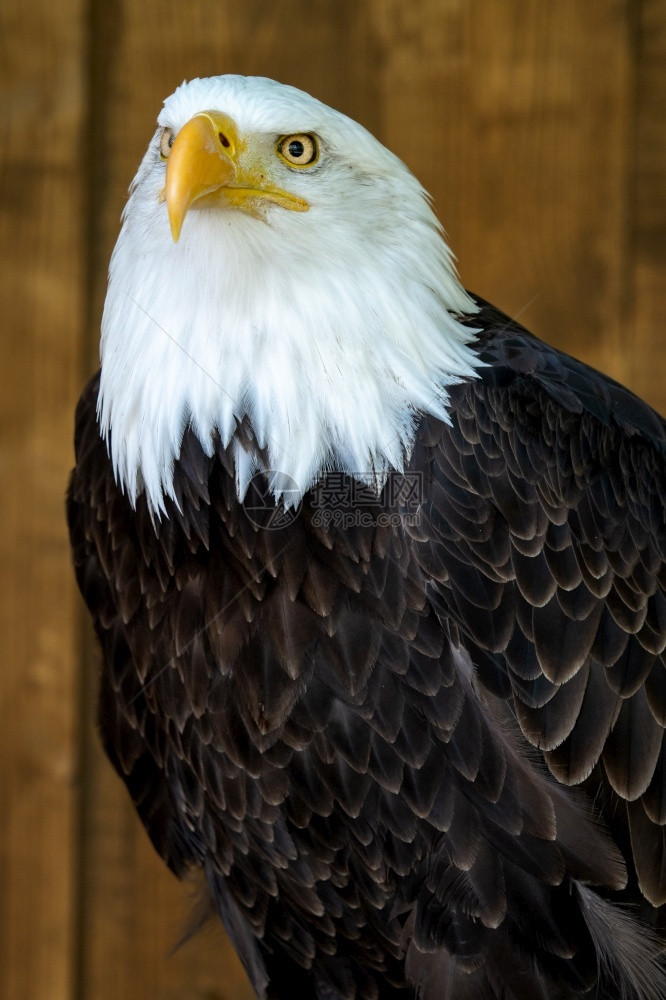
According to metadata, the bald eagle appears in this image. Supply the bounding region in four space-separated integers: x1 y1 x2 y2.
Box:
68 76 666 1000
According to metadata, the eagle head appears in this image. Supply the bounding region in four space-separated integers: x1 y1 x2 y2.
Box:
97 76 480 512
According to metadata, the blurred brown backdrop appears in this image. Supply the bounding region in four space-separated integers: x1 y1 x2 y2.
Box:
1 2 664 999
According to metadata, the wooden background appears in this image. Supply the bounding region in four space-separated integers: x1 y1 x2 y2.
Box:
1 1 664 998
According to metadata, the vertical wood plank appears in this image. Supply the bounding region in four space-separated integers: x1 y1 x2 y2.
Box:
370 0 634 382
630 0 666 413
0 3 85 999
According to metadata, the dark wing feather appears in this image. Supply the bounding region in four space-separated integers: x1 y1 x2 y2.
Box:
409 297 666 916
67 385 206 877
69 296 666 1000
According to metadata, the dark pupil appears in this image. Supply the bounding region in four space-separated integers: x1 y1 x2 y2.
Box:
288 140 305 159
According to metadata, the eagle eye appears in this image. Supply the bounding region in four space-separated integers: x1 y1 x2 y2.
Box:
159 127 175 160
277 133 319 168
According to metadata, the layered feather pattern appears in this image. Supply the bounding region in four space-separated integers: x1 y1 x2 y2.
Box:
69 299 666 999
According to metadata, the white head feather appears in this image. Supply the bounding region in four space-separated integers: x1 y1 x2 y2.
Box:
98 75 480 513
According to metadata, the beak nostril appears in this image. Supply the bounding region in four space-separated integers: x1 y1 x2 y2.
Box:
219 133 230 149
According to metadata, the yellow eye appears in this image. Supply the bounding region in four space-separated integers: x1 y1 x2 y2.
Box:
277 133 319 168
160 127 174 160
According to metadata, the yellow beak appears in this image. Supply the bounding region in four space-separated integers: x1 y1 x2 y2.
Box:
163 111 308 242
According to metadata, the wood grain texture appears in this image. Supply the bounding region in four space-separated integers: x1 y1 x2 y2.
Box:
370 0 634 381
1 0 664 998
630 0 666 413
0 2 85 999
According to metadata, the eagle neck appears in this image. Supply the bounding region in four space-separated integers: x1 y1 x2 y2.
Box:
97 198 481 514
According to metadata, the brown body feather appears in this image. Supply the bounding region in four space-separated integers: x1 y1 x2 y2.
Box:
68 298 666 999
